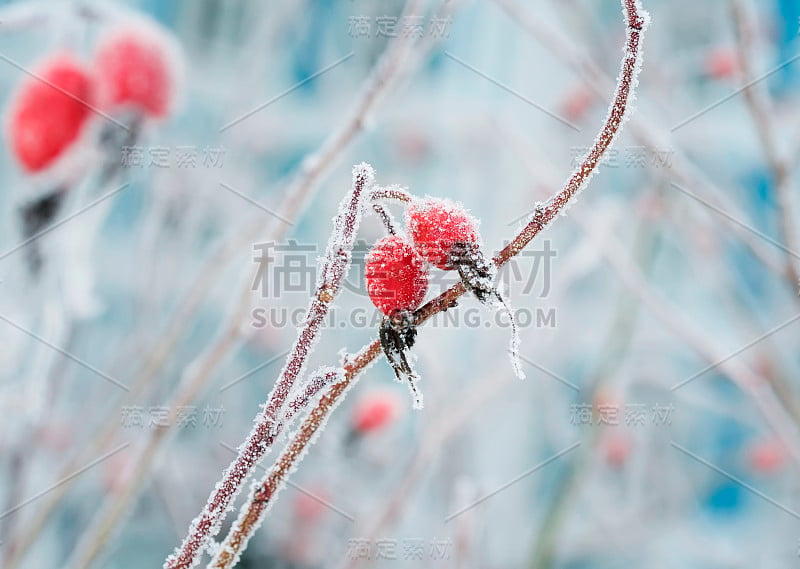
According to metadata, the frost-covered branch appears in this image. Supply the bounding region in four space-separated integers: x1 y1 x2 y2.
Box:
207 346 380 569
162 164 372 569
730 0 800 291
210 2 649 566
370 185 413 203
416 0 649 324
493 0 790 281
510 117 800 473
13 3 441 566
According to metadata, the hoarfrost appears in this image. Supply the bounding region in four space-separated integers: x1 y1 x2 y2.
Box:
165 164 373 568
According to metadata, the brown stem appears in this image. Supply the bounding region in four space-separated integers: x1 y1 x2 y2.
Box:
371 203 398 235
730 0 800 289
493 0 789 281
162 164 372 569
210 2 649 566
45 2 451 567
370 185 413 203
208 341 382 569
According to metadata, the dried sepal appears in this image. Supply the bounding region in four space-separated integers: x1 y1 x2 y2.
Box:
449 242 524 379
379 310 423 409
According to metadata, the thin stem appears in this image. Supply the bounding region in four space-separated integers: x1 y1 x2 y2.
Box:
281 367 343 426
730 0 800 289
159 164 372 569
208 342 382 569
370 185 413 203
492 0 790 282
14 2 441 566
371 203 398 235
211 2 649 566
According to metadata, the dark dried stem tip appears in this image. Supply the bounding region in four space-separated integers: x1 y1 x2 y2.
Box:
379 310 423 409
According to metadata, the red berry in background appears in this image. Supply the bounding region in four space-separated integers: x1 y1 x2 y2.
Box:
747 437 786 474
406 198 480 270
352 390 402 434
293 485 329 522
7 53 94 173
561 84 594 123
366 235 429 316
94 23 180 118
601 431 633 468
705 47 738 80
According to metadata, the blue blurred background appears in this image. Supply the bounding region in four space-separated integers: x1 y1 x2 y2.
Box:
0 0 799 568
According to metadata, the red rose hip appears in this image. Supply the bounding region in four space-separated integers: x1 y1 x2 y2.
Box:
7 53 94 173
94 23 180 118
406 197 480 270
365 235 428 316
406 196 525 379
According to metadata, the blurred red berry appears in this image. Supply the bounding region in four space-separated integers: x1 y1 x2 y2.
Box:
102 450 133 494
601 431 633 467
365 235 429 316
293 486 329 522
561 85 594 123
352 390 402 433
747 437 786 474
94 23 179 118
705 47 738 80
406 198 480 270
396 129 430 163
7 53 94 173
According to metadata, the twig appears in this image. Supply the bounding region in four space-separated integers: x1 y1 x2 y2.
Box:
207 343 382 569
370 185 413 203
8 2 438 565
209 2 649 566
371 203 398 235
155 163 371 569
413 0 648 323
730 0 800 290
509 117 800 470
492 0 790 283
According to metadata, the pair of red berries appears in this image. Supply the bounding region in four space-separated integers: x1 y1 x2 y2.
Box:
365 197 520 408
7 22 179 173
365 197 482 317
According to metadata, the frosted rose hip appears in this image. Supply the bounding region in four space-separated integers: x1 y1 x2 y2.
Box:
7 53 94 173
406 197 480 270
94 24 179 118
365 235 429 316
407 196 524 380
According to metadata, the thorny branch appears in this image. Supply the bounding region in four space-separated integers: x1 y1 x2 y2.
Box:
207 1 650 567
